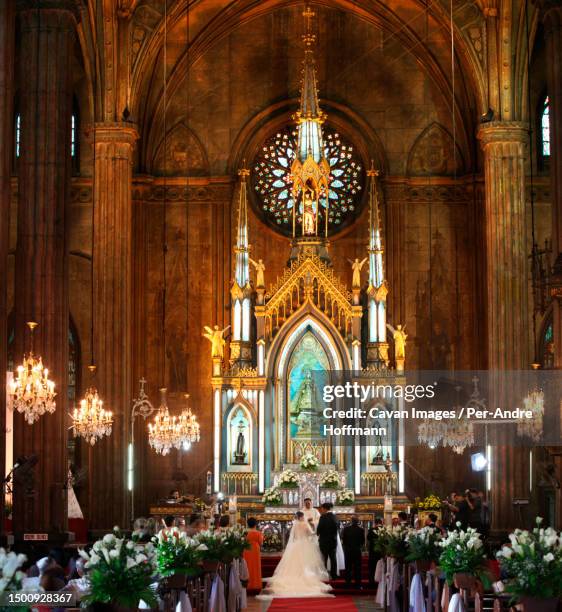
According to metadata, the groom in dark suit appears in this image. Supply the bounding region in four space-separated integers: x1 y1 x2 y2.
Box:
317 502 339 579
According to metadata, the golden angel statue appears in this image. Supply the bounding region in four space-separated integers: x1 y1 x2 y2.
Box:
348 257 367 288
249 257 266 288
203 325 230 359
386 323 407 360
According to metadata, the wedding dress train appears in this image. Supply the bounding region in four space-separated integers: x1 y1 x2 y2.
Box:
258 519 333 599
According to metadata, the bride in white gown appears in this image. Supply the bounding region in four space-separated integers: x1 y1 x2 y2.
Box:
258 512 333 599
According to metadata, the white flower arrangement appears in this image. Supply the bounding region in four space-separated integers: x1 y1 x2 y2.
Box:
300 453 319 471
320 469 341 489
262 486 282 506
79 526 158 607
277 469 300 488
496 517 562 600
405 526 442 562
336 488 355 505
438 523 486 584
0 548 28 596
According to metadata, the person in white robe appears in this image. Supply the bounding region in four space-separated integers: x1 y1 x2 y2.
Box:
301 498 320 529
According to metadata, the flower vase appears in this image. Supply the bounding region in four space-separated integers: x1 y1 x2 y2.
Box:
414 559 432 573
521 597 559 612
202 559 220 572
163 573 188 589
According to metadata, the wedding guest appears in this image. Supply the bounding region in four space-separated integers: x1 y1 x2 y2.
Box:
467 488 482 531
243 517 264 592
341 516 365 589
317 503 339 580
397 511 409 526
185 513 201 536
158 515 176 536
62 558 89 601
217 514 230 531
367 517 383 589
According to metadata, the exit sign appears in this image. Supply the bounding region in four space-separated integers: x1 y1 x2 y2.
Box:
23 533 48 541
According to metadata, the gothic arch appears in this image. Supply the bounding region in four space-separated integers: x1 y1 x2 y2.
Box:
224 398 255 471
150 121 209 176
266 303 352 381
406 122 465 177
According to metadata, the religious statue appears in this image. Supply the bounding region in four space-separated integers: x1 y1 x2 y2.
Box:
386 323 407 360
249 257 266 288
233 422 247 465
302 187 317 236
348 257 367 288
203 325 230 358
291 370 321 436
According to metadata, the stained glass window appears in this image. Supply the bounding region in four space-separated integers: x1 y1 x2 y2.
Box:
542 96 550 158
252 126 364 236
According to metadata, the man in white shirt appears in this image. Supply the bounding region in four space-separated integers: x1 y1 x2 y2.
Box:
301 497 320 530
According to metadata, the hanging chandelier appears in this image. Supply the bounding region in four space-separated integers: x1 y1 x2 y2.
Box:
8 322 56 425
148 388 184 456
417 418 445 449
178 393 201 450
71 366 113 445
518 388 544 442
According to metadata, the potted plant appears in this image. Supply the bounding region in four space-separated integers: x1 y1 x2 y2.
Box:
496 518 562 612
154 527 207 582
384 525 410 560
336 489 355 506
300 453 319 471
262 486 282 506
320 469 341 489
406 526 442 572
438 524 487 590
80 527 158 610
262 530 283 552
277 469 300 489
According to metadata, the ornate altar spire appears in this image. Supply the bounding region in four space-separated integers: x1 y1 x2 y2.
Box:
230 166 253 366
234 167 250 288
290 4 331 240
366 164 389 366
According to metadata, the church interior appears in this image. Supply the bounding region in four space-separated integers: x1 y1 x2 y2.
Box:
1 0 562 608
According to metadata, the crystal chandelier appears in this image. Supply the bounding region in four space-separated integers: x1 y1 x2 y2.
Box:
178 394 201 450
71 366 113 445
417 418 445 449
148 388 184 456
518 388 544 441
8 322 56 425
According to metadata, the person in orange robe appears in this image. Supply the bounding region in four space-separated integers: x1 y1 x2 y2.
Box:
243 517 264 591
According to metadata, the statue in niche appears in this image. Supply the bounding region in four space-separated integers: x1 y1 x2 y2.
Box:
369 420 385 464
231 410 249 465
291 370 321 437
233 425 247 465
302 186 317 236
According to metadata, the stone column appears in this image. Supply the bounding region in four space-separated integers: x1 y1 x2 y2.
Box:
13 0 78 538
89 123 138 530
0 0 15 540
478 121 530 531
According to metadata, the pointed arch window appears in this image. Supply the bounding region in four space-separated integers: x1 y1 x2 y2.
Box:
541 96 551 158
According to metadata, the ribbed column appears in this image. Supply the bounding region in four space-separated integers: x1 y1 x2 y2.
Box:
478 122 530 369
0 0 15 541
478 121 530 531
89 123 138 530
13 0 77 538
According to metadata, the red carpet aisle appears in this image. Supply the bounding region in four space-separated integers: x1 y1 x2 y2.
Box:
257 554 377 596
268 596 358 611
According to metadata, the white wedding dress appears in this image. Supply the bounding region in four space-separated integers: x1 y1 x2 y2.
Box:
258 519 333 599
